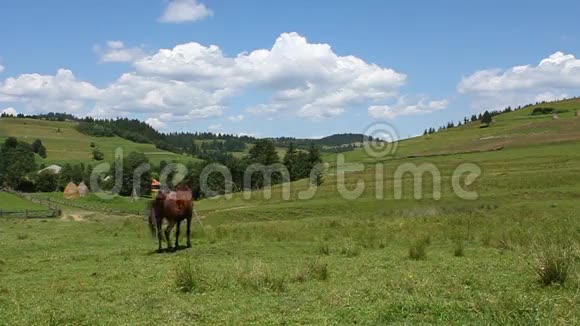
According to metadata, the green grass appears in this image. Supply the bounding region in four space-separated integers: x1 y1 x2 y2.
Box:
0 118 198 166
0 192 44 211
1 99 580 323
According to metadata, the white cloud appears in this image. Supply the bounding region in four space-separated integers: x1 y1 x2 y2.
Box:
227 114 244 122
159 0 213 23
208 123 222 131
134 32 404 119
0 64 4 73
145 117 167 130
458 51 580 109
0 69 101 112
368 98 448 119
94 41 145 63
1 107 17 116
0 32 419 123
187 105 225 119
246 104 285 116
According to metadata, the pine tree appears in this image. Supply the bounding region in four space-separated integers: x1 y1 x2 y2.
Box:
481 110 493 126
283 143 298 180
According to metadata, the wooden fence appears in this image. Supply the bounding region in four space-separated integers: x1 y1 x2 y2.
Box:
0 209 60 218
1 190 61 218
3 189 149 217
27 194 148 216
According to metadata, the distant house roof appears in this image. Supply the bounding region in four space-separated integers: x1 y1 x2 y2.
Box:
151 179 160 187
39 164 62 174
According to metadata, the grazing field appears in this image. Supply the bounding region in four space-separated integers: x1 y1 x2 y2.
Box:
1 103 580 323
0 118 197 166
2 137 580 323
0 192 45 211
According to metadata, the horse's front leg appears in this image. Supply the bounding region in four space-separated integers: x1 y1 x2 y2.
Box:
186 217 192 248
174 220 181 250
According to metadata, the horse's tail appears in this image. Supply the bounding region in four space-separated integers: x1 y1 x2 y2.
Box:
147 200 157 238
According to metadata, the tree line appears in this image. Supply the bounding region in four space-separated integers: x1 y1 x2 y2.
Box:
1 112 369 156
422 105 522 135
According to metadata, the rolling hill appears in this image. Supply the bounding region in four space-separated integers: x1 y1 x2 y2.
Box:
327 98 580 163
0 118 198 166
2 98 580 323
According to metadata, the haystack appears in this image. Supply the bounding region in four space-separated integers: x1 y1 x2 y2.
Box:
64 182 80 199
77 182 89 197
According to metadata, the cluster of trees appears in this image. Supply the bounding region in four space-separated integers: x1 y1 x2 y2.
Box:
271 133 369 152
31 139 47 158
0 137 37 191
324 143 358 153
182 140 323 199
75 117 259 156
531 107 556 115
191 139 247 155
36 163 95 193
0 138 50 190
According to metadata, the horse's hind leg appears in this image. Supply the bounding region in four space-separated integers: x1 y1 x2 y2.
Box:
174 220 181 249
156 220 163 252
165 221 175 250
186 217 192 248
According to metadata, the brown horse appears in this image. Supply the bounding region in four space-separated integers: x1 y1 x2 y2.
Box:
148 185 193 252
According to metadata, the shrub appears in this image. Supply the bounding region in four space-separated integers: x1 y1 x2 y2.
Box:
16 233 28 240
339 240 361 257
308 261 329 281
318 242 330 255
409 237 430 260
35 170 58 192
293 260 329 282
92 148 104 161
481 232 492 247
174 260 205 293
531 107 556 115
453 240 465 257
235 261 286 292
530 242 574 286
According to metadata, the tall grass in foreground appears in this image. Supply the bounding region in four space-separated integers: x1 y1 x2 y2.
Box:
235 260 287 292
409 236 430 260
174 260 206 293
529 241 575 286
453 240 465 257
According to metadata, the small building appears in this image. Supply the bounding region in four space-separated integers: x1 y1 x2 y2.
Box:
39 164 62 174
151 179 161 197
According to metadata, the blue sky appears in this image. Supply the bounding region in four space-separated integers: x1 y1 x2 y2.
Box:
1 0 579 139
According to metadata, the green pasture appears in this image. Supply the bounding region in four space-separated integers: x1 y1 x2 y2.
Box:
1 100 580 323
0 192 45 211
0 118 197 166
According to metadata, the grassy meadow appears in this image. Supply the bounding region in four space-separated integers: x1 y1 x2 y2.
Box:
0 192 45 211
1 102 580 324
